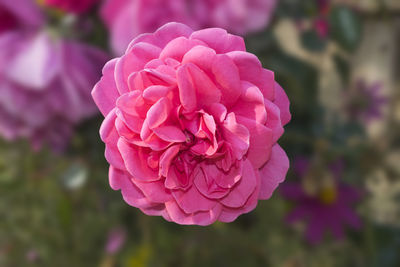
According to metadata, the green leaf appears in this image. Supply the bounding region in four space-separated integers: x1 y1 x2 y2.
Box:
301 30 327 52
330 6 362 51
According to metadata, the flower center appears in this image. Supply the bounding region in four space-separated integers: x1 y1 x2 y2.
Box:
318 186 337 205
184 130 195 146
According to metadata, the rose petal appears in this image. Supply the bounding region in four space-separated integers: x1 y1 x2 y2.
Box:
92 58 120 116
236 115 273 169
133 179 172 203
159 37 205 62
177 63 221 113
264 98 284 142
221 113 249 160
115 42 161 94
231 81 267 125
159 145 180 177
109 166 154 208
211 54 241 106
173 184 217 214
220 160 257 208
165 200 222 226
273 82 291 126
181 45 216 73
117 138 160 181
190 28 245 53
219 171 261 222
258 144 289 200
100 108 118 143
227 51 275 100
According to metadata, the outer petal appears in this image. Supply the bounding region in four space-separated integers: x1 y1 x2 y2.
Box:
190 28 245 54
114 42 161 94
159 37 205 62
117 138 160 181
172 184 217 214
92 59 120 116
165 200 222 226
151 22 194 49
133 179 172 203
105 144 126 170
109 166 153 208
218 170 261 222
236 115 273 169
220 160 257 208
211 54 241 106
231 81 267 125
181 45 216 72
125 22 194 53
258 145 289 200
227 51 275 100
100 108 118 143
273 82 291 126
264 98 284 142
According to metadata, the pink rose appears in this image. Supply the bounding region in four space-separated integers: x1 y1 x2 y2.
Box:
100 0 277 55
43 0 98 14
92 22 291 225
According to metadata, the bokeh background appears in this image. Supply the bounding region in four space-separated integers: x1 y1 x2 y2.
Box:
1 0 400 266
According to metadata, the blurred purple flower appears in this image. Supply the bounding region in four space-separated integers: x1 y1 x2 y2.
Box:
0 0 108 151
0 0 44 33
105 227 126 255
345 79 388 124
280 157 362 244
100 0 277 55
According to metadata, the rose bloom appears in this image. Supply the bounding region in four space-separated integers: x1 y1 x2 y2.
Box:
280 157 362 244
100 0 277 55
43 0 98 14
0 0 107 151
92 22 291 225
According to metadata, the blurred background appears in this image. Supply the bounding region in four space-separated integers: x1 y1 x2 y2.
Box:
1 0 400 266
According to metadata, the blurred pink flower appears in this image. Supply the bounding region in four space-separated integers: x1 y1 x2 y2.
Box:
105 227 126 255
191 0 277 35
0 0 108 151
100 0 194 55
280 158 362 244
43 0 99 14
92 22 291 225
313 18 329 39
100 0 277 55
